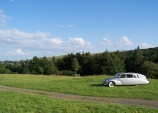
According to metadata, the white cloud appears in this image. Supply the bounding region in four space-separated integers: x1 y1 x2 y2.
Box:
68 37 91 47
117 36 133 47
0 48 30 61
59 24 73 28
45 38 63 45
102 38 112 45
9 48 28 56
140 42 155 49
101 36 133 48
0 9 11 26
0 28 92 60
16 48 25 55
0 28 48 39
0 28 91 51
0 28 50 46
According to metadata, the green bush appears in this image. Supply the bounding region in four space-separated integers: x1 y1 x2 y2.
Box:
141 61 158 78
63 70 74 76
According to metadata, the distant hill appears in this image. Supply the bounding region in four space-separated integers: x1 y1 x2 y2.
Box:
1 47 158 63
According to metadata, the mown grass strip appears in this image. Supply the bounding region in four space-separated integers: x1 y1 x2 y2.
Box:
0 90 158 113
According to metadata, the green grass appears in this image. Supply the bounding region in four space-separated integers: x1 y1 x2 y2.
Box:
0 90 157 113
0 74 158 100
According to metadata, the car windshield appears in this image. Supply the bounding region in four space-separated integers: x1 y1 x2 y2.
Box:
114 74 120 78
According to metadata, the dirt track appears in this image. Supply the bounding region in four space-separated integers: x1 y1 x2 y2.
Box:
0 84 158 109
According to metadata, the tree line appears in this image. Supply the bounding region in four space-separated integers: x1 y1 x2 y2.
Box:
0 47 158 78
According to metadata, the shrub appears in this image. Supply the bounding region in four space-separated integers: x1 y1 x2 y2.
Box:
63 70 74 76
141 61 158 78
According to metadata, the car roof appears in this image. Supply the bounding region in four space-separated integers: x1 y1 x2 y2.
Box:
117 72 140 75
115 72 146 78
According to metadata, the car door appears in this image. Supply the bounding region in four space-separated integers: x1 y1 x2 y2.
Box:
126 74 134 85
119 74 127 85
132 74 140 84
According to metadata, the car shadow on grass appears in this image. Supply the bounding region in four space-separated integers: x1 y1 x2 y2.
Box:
90 84 143 88
90 84 105 87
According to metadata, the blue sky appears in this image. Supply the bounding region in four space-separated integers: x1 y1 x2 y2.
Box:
0 0 158 61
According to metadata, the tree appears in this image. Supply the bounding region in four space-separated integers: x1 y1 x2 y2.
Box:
105 52 125 75
72 57 80 75
80 52 93 75
23 60 30 74
125 47 144 73
51 62 58 75
100 50 110 74
61 53 75 71
29 56 41 74
141 61 158 78
113 51 125 73
143 48 158 63
133 47 144 73
0 64 11 74
40 57 52 75
92 54 101 74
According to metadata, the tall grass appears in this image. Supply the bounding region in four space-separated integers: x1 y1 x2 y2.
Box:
0 74 158 100
0 91 157 113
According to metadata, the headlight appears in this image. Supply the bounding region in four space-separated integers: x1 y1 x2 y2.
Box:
104 79 109 83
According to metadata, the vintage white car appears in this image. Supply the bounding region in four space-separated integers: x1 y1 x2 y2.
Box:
103 73 149 87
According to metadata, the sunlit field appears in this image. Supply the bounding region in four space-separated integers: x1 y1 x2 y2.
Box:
0 91 157 113
0 74 158 100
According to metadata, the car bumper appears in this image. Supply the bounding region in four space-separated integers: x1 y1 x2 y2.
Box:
103 80 109 85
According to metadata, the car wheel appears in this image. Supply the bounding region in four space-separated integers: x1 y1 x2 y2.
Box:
108 81 115 87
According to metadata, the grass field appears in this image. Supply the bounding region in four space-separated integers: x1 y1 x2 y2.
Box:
0 90 158 113
0 74 158 100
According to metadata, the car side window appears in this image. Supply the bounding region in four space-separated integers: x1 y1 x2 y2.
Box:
127 74 133 78
133 75 137 78
120 74 126 78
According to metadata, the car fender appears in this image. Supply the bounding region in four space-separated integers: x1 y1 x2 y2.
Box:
109 79 122 85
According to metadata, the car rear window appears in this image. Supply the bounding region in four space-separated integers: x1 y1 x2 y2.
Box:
133 75 137 78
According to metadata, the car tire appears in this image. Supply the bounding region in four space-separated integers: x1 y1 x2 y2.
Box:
108 81 115 87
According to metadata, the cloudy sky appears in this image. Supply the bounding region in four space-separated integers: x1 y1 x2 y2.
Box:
0 0 158 61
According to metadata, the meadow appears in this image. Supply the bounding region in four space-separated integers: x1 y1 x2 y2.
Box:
0 74 158 100
0 74 158 112
1 90 158 113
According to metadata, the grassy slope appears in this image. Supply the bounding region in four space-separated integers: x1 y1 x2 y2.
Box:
0 90 157 113
0 74 158 100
